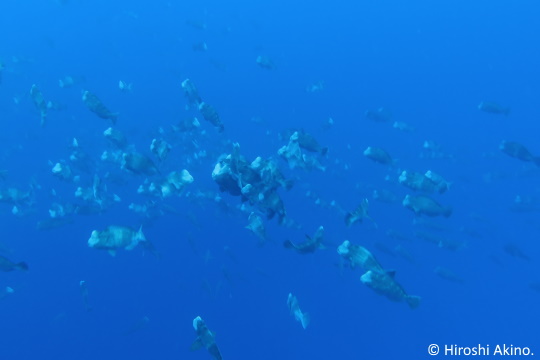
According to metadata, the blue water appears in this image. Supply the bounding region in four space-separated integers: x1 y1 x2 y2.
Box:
1 0 539 359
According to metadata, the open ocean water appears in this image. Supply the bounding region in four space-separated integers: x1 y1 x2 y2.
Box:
1 0 539 359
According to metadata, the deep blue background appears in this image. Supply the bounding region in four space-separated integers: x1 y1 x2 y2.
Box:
1 0 539 359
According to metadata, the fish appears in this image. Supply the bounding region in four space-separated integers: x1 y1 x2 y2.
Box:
365 107 392 122
337 240 385 272
58 75 85 88
122 152 160 176
192 41 208 52
103 127 128 149
88 225 146 256
478 101 510 116
279 129 328 155
198 102 224 132
0 255 28 272
246 212 266 243
363 146 395 165
499 141 540 166
150 138 171 162
399 170 438 193
503 244 531 261
360 270 421 309
30 84 49 126
424 170 451 193
283 226 324 254
256 55 276 70
287 293 310 329
181 78 202 108
191 316 223 360
345 199 376 227
118 80 133 92
82 90 118 123
402 194 452 217
393 121 415 132
79 280 92 312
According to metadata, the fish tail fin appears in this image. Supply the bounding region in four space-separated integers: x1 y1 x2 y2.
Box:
344 212 355 226
320 147 329 157
283 239 294 249
301 312 310 329
136 225 146 242
110 113 119 124
16 262 29 271
406 295 421 309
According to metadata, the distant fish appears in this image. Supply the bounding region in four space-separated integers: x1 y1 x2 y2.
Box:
122 152 160 176
192 41 208 52
478 101 510 116
79 280 92 312
191 316 222 360
399 170 438 193
287 293 310 329
365 107 392 122
150 138 171 162
393 121 415 132
361 270 421 309
337 240 385 272
345 199 376 227
118 80 133 92
503 243 531 261
403 194 452 217
256 55 276 70
284 226 325 254
58 75 85 88
181 78 202 108
363 146 395 165
499 141 540 166
88 225 146 256
246 212 266 243
82 90 118 123
30 84 50 126
103 127 128 149
0 255 28 272
198 102 224 132
279 129 328 156
424 170 451 194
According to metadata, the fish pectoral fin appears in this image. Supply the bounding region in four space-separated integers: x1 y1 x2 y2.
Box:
190 338 204 351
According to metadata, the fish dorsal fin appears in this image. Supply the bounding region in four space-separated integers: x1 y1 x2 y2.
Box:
190 338 204 351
